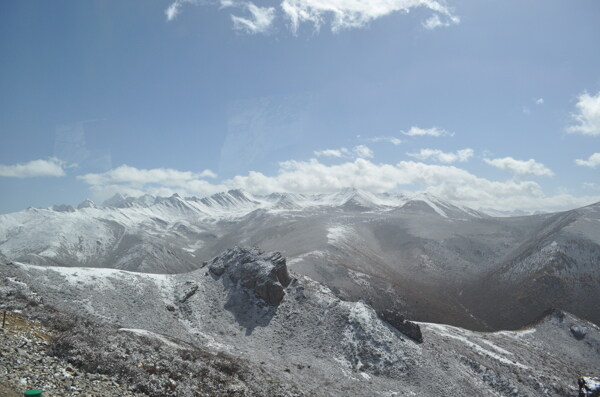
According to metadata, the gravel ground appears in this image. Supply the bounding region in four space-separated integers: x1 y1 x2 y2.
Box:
0 311 144 397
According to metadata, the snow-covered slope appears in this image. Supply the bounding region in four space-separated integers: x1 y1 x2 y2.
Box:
0 188 483 271
1 248 598 396
0 190 599 332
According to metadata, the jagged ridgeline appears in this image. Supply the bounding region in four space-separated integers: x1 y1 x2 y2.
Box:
1 189 599 331
1 247 599 396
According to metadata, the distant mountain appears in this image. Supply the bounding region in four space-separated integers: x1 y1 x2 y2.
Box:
0 189 598 331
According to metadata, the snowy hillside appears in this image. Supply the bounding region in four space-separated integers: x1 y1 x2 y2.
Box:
1 248 598 396
0 189 599 332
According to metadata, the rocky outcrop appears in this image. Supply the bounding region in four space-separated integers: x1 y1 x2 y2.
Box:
571 325 588 340
579 377 600 397
377 309 423 343
207 247 292 305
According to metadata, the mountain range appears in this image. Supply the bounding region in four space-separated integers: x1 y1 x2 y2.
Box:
1 188 599 332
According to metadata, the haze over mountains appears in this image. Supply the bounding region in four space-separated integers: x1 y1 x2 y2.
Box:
1 188 599 332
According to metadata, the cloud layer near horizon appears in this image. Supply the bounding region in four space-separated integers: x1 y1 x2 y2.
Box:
78 158 599 213
0 158 67 178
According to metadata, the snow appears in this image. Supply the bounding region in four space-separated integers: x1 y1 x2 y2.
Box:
582 377 600 392
424 323 529 369
118 328 186 349
327 225 353 245
0 189 487 268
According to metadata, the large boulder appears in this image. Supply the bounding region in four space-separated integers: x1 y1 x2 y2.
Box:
207 247 292 305
377 309 423 343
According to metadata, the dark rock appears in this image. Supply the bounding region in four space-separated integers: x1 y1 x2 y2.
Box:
579 376 600 397
377 309 423 343
178 281 198 303
207 247 291 305
571 325 587 340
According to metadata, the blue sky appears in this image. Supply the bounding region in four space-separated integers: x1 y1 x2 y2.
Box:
1 0 599 214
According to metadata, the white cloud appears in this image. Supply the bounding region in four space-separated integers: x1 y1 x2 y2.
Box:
484 157 553 177
78 165 222 200
584 182 600 190
314 145 373 159
408 148 473 163
167 0 459 33
232 2 276 34
353 145 373 158
79 159 599 213
0 158 67 178
370 136 402 145
566 90 600 136
423 13 459 30
165 0 201 21
575 153 600 168
314 148 349 158
281 0 459 33
402 126 453 137
535 98 544 105
227 158 596 212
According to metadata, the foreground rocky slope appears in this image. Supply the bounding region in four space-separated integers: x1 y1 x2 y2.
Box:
2 247 599 396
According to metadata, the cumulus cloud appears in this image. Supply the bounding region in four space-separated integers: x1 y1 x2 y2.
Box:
79 159 599 213
227 158 595 212
232 2 276 34
0 157 67 178
353 145 373 158
535 98 544 105
78 165 222 200
484 157 553 177
402 126 453 137
370 136 402 145
575 153 600 168
566 91 600 136
166 0 459 33
408 148 473 163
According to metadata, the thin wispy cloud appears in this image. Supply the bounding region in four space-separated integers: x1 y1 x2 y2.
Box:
281 0 459 33
402 126 453 137
575 153 600 168
232 2 276 34
535 98 544 105
314 148 349 158
314 145 373 159
0 157 67 178
423 13 459 30
165 0 460 34
165 0 201 21
567 90 600 136
484 157 553 177
408 148 473 163
370 136 402 145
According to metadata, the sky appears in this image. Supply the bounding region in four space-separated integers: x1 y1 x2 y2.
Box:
1 0 599 214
